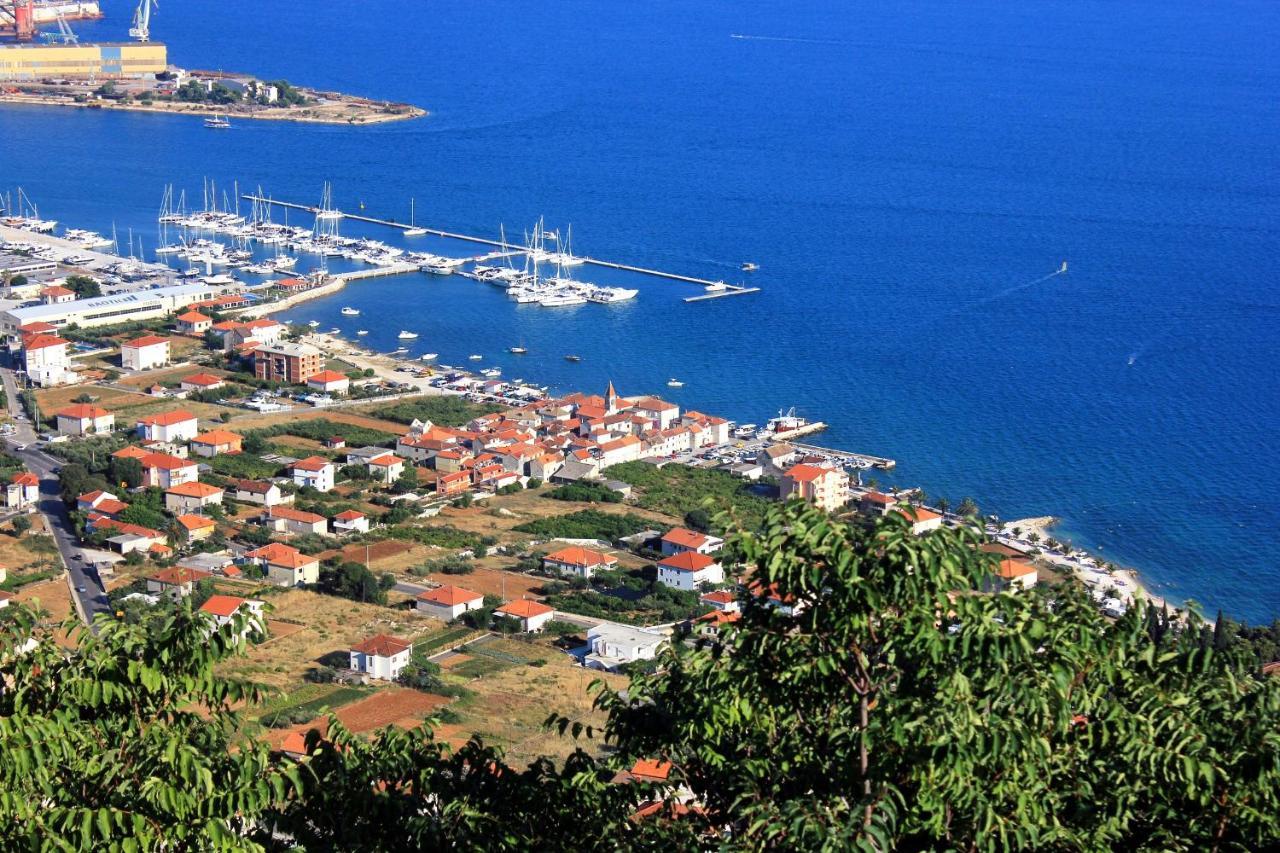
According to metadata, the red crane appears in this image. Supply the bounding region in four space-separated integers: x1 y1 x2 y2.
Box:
0 0 39 41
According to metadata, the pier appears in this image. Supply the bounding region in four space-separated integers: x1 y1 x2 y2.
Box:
241 194 760 299
789 440 897 470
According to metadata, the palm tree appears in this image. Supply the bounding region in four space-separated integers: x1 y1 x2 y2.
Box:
957 497 979 517
1011 526 1023 538
1027 532 1041 545
936 497 951 516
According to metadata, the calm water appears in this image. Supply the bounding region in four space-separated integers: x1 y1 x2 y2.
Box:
2 1 1278 620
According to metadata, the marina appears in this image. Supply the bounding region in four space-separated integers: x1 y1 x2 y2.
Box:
240 193 761 301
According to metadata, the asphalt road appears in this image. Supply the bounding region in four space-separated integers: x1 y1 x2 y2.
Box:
2 368 110 625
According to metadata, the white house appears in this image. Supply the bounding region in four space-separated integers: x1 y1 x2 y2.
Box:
331 509 370 535
120 335 171 371
305 370 351 395
699 589 740 612
894 506 944 535
349 634 412 681
136 452 199 490
22 333 72 386
232 479 288 507
4 472 40 509
290 456 336 493
264 505 329 537
365 453 406 485
416 584 484 622
542 546 618 579
494 599 555 632
199 595 265 635
145 566 212 600
659 527 724 557
656 551 724 591
584 623 667 672
246 542 321 587
985 558 1039 593
136 410 199 443
163 481 224 513
54 404 115 436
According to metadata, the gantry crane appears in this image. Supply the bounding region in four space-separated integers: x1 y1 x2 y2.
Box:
129 0 157 42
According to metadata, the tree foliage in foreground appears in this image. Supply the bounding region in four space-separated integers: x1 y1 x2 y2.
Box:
0 504 1277 850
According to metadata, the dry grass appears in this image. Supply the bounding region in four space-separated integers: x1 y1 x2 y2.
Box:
217 588 444 690
229 409 409 436
34 383 230 424
423 566 544 602
449 640 621 763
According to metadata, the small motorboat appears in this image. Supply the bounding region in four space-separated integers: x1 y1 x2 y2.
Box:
705 281 729 292
204 115 231 129
307 320 320 328
327 327 341 335
421 353 438 361
509 346 527 354
667 378 684 388
481 368 502 378
394 347 409 354
398 330 419 339
564 354 582 362
423 265 453 275
357 330 369 336
341 307 360 316
741 262 759 271
468 354 483 361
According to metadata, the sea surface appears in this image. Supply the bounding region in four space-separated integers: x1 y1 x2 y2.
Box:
2 1 1278 621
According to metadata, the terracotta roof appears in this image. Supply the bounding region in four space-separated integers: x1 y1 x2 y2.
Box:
192 429 242 446
41 285 73 296
139 452 195 471
895 506 942 523
367 453 403 467
148 566 212 586
24 333 68 351
233 479 273 494
165 481 222 498
200 595 249 618
291 456 333 472
123 335 170 348
181 372 224 387
333 509 365 521
630 759 672 782
138 410 196 427
700 589 736 605
211 321 241 332
632 397 678 412
306 370 349 383
696 609 741 627
418 585 483 606
77 489 108 504
496 599 554 619
784 463 835 483
10 472 38 487
56 403 112 419
351 634 411 657
996 558 1037 579
248 542 318 569
175 310 211 323
112 445 150 459
176 514 217 531
269 505 326 524
19 321 56 333
658 551 717 573
861 491 895 505
544 546 617 568
95 498 129 515
661 528 711 549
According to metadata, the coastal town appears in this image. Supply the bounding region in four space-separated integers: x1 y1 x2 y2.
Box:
0 206 1159 766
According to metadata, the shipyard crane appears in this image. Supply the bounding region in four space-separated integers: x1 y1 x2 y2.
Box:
129 0 156 41
40 9 78 43
0 0 37 41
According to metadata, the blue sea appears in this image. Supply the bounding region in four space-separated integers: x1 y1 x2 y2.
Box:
2 1 1278 620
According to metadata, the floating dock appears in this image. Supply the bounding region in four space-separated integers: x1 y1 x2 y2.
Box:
240 194 759 300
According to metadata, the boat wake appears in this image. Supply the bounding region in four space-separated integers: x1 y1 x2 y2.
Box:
730 33 849 46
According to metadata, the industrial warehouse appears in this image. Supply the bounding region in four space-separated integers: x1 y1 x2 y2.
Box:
0 41 166 79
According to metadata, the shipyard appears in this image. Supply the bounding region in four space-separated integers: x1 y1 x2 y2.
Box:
0 0 423 123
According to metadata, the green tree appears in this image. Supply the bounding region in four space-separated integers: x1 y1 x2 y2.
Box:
107 456 144 490
580 502 1280 849
65 274 101 298
10 515 31 537
956 496 980 517
318 561 387 605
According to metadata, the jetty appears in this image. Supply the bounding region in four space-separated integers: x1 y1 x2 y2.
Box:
789 440 897 470
240 194 760 300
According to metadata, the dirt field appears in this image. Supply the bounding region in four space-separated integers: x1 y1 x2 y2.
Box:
435 490 672 542
318 539 414 565
334 687 450 733
230 409 410 436
34 384 230 424
423 565 544 602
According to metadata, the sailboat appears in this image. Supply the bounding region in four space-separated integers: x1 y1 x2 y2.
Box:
1059 261 1069 274
404 198 427 237
204 115 231 129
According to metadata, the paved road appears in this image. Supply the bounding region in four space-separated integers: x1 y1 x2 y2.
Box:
1 368 109 625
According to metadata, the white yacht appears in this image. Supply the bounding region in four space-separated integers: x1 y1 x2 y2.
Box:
422 265 453 275
481 368 502 378
357 330 369 336
308 320 320 328
468 354 483 361
540 292 588 307
398 330 419 340
667 379 684 388
421 353 438 361
509 345 527 354
204 115 231 129
404 227 428 237
341 307 361 316
588 287 638 303
705 281 730 292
